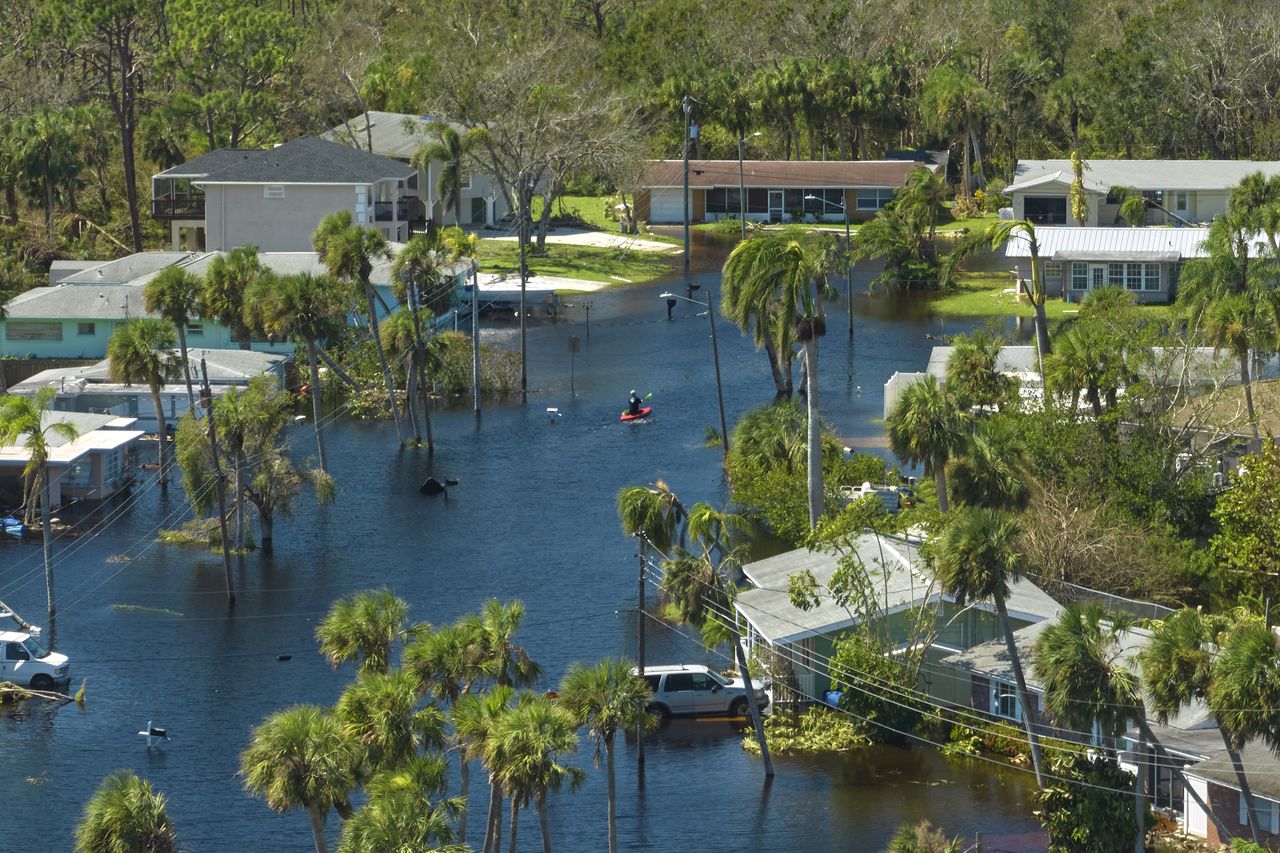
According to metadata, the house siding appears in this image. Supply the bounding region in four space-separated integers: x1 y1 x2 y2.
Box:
2 315 294 359
204 184 366 252
1012 260 1176 304
1202 782 1280 849
970 675 990 713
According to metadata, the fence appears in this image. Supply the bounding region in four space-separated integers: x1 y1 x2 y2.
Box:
2 358 97 388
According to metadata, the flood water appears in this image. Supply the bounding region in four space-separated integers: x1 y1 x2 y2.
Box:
0 237 1044 851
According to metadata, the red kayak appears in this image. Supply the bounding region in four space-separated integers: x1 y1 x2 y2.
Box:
620 406 652 422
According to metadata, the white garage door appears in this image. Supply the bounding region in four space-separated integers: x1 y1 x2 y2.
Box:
648 188 687 224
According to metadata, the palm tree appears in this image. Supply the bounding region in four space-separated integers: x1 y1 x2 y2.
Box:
75 770 176 853
107 319 180 491
1041 317 1130 422
144 266 202 415
469 599 541 689
202 246 263 350
336 755 465 853
1207 615 1280 840
615 480 687 556
721 233 795 397
18 106 79 242
380 308 426 445
1108 187 1149 227
559 658 655 853
1138 608 1250 843
336 668 442 776
934 508 1044 785
945 330 1010 411
486 695 584 853
921 63 991 196
245 271 349 472
314 210 405 444
240 705 358 853
413 126 476 226
886 375 964 512
315 588 411 675
1033 604 1147 852
455 685 517 853
0 389 78 627
946 417 1030 511
1203 293 1263 439
987 221 1052 364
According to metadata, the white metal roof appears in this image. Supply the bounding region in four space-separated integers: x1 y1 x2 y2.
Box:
1002 226 1214 260
1012 159 1280 192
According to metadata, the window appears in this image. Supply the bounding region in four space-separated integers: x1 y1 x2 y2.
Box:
1239 794 1280 833
704 188 727 214
186 323 203 336
643 675 660 693
992 682 1021 721
663 673 695 692
1071 262 1088 291
105 449 123 485
1044 262 1062 280
1024 196 1067 224
1126 262 1143 291
784 188 803 212
1175 192 1188 211
5 321 62 341
1144 263 1161 291
77 322 96 336
5 642 29 661
1109 262 1125 287
747 188 769 214
856 189 896 210
263 185 285 199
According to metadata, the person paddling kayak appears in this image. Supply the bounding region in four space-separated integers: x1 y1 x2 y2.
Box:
627 390 643 416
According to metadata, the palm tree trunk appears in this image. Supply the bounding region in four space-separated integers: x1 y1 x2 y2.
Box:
962 122 972 197
763 336 788 398
150 385 168 492
605 734 617 853
404 353 422 443
41 467 56 631
307 804 329 853
933 454 949 513
995 596 1044 787
507 800 519 853
234 447 246 550
1223 733 1262 843
804 339 822 529
484 781 502 853
1240 352 1259 443
1086 385 1104 420
1032 300 1052 365
459 757 469 844
364 283 405 445
44 161 55 243
538 793 554 853
417 345 435 455
733 622 775 777
176 323 195 416
307 342 327 473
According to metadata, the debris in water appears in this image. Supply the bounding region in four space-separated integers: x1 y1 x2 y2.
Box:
110 604 183 617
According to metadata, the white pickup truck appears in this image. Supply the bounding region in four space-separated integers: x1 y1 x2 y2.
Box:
0 631 70 691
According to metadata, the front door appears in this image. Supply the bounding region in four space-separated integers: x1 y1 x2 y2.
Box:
1090 264 1108 291
768 190 784 223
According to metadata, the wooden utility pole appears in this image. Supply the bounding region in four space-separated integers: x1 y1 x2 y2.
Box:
518 170 529 402
201 359 235 606
406 268 434 454
472 259 481 415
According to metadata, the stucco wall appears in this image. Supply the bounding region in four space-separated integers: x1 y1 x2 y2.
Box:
204 184 363 252
2 315 294 359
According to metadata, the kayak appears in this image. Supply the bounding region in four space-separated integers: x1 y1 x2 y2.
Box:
620 407 652 422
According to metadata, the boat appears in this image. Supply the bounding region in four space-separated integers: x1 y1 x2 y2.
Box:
620 406 652 422
1 516 24 537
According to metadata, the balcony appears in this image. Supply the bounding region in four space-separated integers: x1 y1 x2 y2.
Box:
373 197 426 224
152 193 205 219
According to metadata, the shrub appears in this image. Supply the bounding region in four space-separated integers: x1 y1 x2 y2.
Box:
741 707 869 756
1035 751 1152 853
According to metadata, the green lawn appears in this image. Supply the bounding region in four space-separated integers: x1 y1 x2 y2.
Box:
937 212 999 233
533 193 680 245
476 240 675 285
928 274 1175 320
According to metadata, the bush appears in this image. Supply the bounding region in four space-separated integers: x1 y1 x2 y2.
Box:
741 707 869 756
883 820 961 853
1035 751 1152 853
832 630 924 744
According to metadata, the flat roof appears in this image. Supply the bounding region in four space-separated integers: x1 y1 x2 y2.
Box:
1011 159 1280 193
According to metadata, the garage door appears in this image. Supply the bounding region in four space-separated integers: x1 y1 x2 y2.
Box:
647 188 686 224
1024 196 1067 225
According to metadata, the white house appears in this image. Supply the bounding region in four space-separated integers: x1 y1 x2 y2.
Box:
0 411 143 509
1007 159 1280 227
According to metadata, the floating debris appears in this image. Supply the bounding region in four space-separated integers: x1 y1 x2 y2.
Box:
110 605 183 617
105 554 132 564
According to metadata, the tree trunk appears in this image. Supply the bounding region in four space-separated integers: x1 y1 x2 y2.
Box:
1134 727 1145 853
535 188 556 253
151 385 168 492
235 447 245 551
1135 717 1233 843
1223 734 1262 843
733 622 775 777
484 781 503 853
996 597 1044 787
458 756 470 845
933 456 949 513
364 283 405 445
605 733 617 853
306 804 328 853
1032 299 1051 367
176 323 196 417
41 468 55 632
1086 384 1105 421
317 350 360 391
404 353 422 443
507 801 519 853
763 336 788 398
259 512 273 556
1240 352 1259 443
961 122 972 197
307 342 327 472
804 339 822 529
418 346 434 455
44 160 55 243
538 793 553 853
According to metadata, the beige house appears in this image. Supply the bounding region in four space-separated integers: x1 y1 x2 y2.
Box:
151 137 418 252
325 111 510 228
1007 159 1280 226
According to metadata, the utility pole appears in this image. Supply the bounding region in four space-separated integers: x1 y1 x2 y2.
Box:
845 198 853 338
471 259 481 416
407 268 433 454
518 170 529 402
707 286 729 460
636 533 647 781
201 358 235 607
682 95 692 274
738 132 747 243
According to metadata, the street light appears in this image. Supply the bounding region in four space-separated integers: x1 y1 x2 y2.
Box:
804 193 854 338
660 289 729 461
737 131 762 242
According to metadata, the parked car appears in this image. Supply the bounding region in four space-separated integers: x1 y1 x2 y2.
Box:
0 630 69 691
638 664 768 719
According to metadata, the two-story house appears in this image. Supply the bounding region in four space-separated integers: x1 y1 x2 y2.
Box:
325 111 510 228
151 136 419 252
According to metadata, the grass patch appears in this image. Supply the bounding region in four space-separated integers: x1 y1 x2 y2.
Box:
533 194 614 231
928 273 1174 320
477 241 675 285
936 212 999 233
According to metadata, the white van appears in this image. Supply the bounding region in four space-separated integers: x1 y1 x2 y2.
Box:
0 631 70 691
639 664 768 719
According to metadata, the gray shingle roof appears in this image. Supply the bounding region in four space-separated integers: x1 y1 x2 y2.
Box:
4 283 150 320
641 159 931 189
1185 742 1280 801
154 149 259 180
15 349 285 389
179 137 414 185
1010 159 1280 193
61 253 194 285
323 111 465 160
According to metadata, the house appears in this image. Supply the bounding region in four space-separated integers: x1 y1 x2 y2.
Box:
8 349 288 434
2 250 471 360
732 534 1062 702
1006 159 1280 227
1184 743 1280 847
883 345 1041 419
151 136 419 252
0 411 143 508
324 111 510 228
634 159 939 225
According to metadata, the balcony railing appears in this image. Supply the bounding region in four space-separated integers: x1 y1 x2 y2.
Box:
374 197 427 223
152 194 206 218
